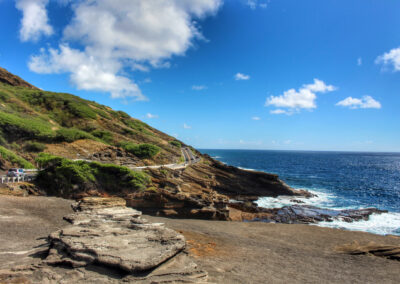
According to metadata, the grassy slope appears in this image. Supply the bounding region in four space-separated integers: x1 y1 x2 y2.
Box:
0 81 183 168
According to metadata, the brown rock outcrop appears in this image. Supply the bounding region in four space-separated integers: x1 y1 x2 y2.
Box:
45 197 208 282
0 67 38 89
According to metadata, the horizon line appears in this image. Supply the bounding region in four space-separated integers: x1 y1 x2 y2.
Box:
196 148 400 154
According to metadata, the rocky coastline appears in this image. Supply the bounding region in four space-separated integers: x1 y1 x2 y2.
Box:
1 195 399 284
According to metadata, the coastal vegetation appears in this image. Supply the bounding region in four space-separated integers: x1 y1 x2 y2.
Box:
24 141 46 152
119 142 161 159
35 153 150 197
0 145 34 169
169 140 181 148
0 75 183 167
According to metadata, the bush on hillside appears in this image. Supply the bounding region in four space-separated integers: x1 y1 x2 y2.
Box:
0 111 55 141
0 145 35 169
35 153 150 197
120 142 161 159
55 128 97 143
169 140 181 148
123 119 153 136
25 141 46 152
91 129 113 144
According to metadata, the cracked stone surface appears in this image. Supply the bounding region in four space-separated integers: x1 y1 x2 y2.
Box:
0 197 208 283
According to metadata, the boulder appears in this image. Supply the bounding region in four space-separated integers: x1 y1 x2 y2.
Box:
45 197 208 282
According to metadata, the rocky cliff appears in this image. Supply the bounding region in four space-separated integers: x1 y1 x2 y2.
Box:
0 67 307 220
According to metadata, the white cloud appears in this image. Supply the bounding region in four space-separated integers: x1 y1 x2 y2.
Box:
146 113 158 119
376 47 400 71
26 0 222 99
183 123 191 129
270 109 293 115
15 0 53 42
251 116 261 120
234 72 250 80
192 85 207 91
357 57 362 66
265 79 336 114
336 95 381 109
29 44 145 100
245 0 269 9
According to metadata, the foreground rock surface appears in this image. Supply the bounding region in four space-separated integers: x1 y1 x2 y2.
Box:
1 195 399 284
1 196 208 283
47 197 188 272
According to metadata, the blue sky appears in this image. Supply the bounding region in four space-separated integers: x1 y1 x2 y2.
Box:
1 0 400 152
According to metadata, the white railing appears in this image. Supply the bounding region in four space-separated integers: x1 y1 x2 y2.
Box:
0 175 35 184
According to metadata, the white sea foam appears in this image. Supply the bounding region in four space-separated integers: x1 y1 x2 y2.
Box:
256 189 400 236
315 212 400 236
238 167 257 172
256 189 335 209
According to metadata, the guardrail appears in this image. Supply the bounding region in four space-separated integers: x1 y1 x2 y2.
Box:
1 175 35 184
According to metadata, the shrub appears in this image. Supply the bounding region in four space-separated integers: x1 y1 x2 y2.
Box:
25 141 46 152
0 90 10 102
120 142 161 159
169 140 181 148
116 110 130 119
0 111 55 141
123 119 153 135
55 128 97 143
0 145 35 169
35 153 150 197
91 129 113 144
90 162 150 191
36 152 64 168
19 90 98 119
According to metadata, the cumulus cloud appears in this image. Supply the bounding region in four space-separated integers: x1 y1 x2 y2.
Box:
336 95 381 109
251 116 261 120
234 73 250 80
26 0 222 99
192 85 207 91
29 44 145 100
146 113 158 119
376 47 400 71
15 0 53 42
183 123 192 129
265 79 336 114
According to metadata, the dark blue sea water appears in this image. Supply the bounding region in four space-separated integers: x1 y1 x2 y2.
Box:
200 149 400 235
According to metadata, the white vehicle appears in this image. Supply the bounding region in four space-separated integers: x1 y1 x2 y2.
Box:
7 168 25 177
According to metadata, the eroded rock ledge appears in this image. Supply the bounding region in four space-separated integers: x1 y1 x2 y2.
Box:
2 197 209 283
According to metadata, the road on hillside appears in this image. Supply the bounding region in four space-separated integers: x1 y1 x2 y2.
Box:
1 148 200 184
181 147 200 164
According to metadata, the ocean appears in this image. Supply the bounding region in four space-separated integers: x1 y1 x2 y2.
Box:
199 149 400 236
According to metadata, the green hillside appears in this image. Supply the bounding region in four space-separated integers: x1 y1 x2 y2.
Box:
0 67 183 169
